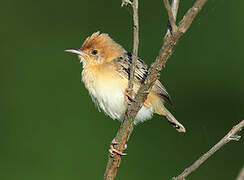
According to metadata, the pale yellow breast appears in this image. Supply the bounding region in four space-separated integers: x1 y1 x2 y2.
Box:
82 63 128 120
83 64 127 93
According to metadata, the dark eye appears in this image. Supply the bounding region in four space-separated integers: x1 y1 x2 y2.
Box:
91 49 98 55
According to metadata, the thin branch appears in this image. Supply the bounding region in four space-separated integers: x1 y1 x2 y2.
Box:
173 120 244 180
171 0 180 19
104 0 139 179
178 0 207 34
104 0 207 179
128 0 139 96
237 166 244 180
165 0 180 37
164 0 178 33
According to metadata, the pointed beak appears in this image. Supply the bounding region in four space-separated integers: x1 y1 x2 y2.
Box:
65 49 88 57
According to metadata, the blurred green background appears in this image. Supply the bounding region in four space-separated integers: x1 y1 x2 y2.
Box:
1 0 244 179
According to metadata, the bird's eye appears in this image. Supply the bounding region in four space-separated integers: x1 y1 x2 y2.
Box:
91 49 98 55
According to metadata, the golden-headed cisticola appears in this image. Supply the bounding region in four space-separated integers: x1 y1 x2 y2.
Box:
66 32 185 132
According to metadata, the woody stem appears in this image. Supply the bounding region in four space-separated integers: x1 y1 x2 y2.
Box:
104 0 208 179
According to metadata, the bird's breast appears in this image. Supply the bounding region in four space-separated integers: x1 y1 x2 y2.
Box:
82 66 128 120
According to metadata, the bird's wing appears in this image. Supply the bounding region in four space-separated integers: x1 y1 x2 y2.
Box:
113 52 172 105
152 80 172 105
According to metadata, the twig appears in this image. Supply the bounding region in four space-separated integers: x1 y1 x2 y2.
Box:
171 0 180 19
104 0 139 179
237 166 244 180
128 0 139 97
173 120 244 180
178 0 207 34
164 0 178 33
104 0 207 179
165 0 180 41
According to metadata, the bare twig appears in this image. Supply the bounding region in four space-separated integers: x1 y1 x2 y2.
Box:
120 0 139 96
104 0 207 179
165 0 180 37
164 0 178 32
237 166 244 180
178 0 207 33
173 120 244 180
104 0 139 179
171 0 180 19
128 0 139 97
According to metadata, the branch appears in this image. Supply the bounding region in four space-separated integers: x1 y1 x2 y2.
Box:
104 0 207 179
173 120 244 180
171 0 180 19
128 0 139 97
237 166 244 180
165 0 180 37
104 0 139 178
178 0 207 34
164 0 178 33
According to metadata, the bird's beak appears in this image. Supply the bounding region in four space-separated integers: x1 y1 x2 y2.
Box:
65 49 88 57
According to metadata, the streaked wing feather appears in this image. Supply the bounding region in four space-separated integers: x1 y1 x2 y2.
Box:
113 52 172 105
153 80 172 105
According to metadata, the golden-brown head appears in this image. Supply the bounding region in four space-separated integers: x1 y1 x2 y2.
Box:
66 32 125 67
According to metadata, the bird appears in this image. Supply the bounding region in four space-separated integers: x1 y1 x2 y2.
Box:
65 32 185 133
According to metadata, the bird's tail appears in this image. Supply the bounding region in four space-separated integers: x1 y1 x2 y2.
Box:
154 104 186 132
164 108 185 132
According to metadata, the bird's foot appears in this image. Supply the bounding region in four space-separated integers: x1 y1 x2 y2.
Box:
109 138 127 156
125 88 152 108
124 88 136 104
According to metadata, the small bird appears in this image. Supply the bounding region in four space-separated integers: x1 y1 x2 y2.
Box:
65 32 185 133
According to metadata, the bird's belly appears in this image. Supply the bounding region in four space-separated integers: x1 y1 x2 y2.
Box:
83 71 127 120
94 84 127 120
82 70 153 123
91 85 154 124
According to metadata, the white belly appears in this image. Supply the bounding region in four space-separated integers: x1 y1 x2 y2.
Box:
93 81 126 120
82 70 153 124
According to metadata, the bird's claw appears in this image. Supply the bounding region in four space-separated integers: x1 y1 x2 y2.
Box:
125 88 136 104
109 138 127 156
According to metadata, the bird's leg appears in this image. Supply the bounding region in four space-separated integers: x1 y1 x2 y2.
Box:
124 88 136 104
109 138 127 156
125 88 152 108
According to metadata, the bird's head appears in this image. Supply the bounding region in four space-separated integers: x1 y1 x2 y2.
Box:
66 32 125 67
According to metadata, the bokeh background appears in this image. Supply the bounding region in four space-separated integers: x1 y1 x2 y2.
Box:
1 0 244 179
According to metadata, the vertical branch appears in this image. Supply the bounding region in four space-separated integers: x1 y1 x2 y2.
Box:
171 0 180 19
165 0 180 36
128 0 139 95
104 0 139 179
164 0 177 32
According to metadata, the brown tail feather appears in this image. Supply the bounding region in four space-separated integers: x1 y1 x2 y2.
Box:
155 104 186 133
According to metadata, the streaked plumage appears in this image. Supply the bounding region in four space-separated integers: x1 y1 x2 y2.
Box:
66 32 185 132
